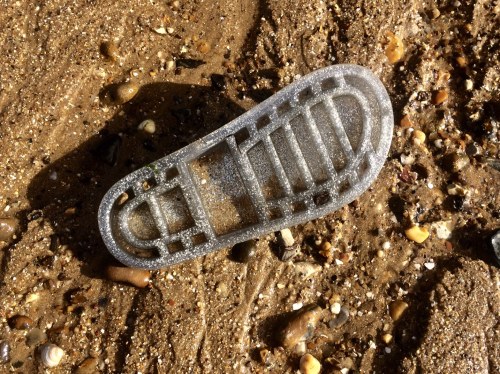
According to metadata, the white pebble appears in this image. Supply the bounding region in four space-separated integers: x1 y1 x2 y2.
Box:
465 79 473 91
292 302 303 311
138 119 156 134
424 262 435 270
330 302 341 314
382 241 391 250
49 171 58 180
400 153 415 165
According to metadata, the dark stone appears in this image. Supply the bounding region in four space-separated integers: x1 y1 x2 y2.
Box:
230 239 257 263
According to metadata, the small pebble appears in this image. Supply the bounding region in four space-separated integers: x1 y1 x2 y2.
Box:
424 262 435 270
293 341 306 356
385 32 404 64
400 153 415 165
137 119 156 134
382 241 391 250
300 353 321 374
489 230 500 266
412 130 426 145
431 220 453 239
279 304 322 349
330 302 341 315
230 239 256 263
328 306 349 328
113 82 139 104
389 300 408 321
75 357 99 374
292 302 303 311
153 26 168 35
0 217 18 242
381 333 393 344
465 79 473 91
100 41 119 61
443 152 470 173
9 315 34 330
0 341 10 363
432 90 448 105
456 56 467 67
400 114 413 128
105 266 151 288
279 228 295 247
404 225 429 243
279 243 300 261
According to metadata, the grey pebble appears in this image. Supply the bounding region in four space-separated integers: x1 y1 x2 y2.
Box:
26 328 47 347
328 306 349 329
230 239 256 263
279 244 300 262
0 341 10 363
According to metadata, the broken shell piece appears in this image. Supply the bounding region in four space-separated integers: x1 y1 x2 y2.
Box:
40 343 64 368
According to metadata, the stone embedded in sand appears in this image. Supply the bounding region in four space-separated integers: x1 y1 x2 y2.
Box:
230 239 257 263
279 304 322 350
385 32 404 64
432 89 448 105
113 82 139 104
405 225 429 243
100 41 119 61
412 130 426 145
389 300 408 321
105 266 151 288
9 315 34 330
300 353 321 374
0 218 18 242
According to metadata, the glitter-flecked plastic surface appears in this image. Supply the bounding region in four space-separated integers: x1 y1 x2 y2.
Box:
98 64 394 269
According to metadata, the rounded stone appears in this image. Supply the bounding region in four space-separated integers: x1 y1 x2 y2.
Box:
230 239 257 263
113 82 139 104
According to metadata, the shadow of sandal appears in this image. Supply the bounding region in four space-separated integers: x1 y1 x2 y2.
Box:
25 81 245 278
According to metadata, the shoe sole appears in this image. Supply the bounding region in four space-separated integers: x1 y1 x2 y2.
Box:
98 64 394 269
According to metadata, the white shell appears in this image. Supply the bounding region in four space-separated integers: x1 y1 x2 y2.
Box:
40 343 64 367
